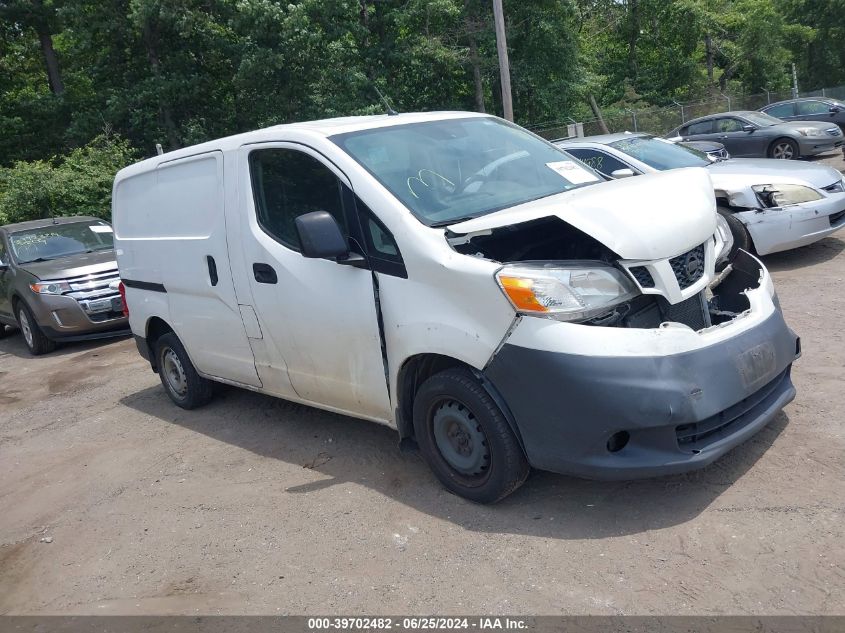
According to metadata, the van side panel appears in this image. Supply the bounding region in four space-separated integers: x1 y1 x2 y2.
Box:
114 151 261 388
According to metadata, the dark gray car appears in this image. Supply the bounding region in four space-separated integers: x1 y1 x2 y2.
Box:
0 216 129 355
666 110 843 160
760 97 845 132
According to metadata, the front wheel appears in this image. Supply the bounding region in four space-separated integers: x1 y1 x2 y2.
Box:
16 302 55 355
769 138 799 160
413 368 529 504
154 332 214 409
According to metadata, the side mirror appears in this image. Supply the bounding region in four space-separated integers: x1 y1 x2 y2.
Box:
610 168 636 179
742 124 755 132
294 211 366 267
830 105 841 113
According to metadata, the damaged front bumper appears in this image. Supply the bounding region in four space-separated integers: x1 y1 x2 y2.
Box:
738 193 845 255
483 252 800 480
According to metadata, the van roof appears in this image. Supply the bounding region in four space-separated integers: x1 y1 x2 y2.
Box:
115 111 491 180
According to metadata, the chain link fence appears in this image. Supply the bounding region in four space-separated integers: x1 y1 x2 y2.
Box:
531 85 845 140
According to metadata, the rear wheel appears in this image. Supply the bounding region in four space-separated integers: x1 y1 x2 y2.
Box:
413 368 529 504
15 302 55 355
154 332 214 409
769 138 799 160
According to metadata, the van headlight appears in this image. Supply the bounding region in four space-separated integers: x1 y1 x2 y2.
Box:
752 184 822 207
496 262 638 322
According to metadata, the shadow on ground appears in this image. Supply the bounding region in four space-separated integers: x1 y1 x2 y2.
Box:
0 329 128 361
761 235 844 272
121 382 788 541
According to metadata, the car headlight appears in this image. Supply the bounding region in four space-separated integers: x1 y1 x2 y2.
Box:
496 262 638 322
752 184 823 207
715 215 734 264
29 281 71 295
796 127 823 137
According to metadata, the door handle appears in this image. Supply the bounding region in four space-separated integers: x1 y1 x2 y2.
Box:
206 255 218 286
252 263 277 284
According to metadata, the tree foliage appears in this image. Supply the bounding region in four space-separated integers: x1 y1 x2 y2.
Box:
0 0 841 223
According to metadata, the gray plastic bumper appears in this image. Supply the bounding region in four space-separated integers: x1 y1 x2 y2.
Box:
484 309 799 480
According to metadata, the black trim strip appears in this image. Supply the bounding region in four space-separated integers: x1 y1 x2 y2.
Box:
122 278 167 293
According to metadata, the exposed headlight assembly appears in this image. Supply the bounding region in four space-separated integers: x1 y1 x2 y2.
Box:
496 262 638 322
752 184 823 207
796 127 823 137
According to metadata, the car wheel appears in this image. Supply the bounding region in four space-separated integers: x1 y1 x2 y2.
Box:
717 207 752 266
413 367 529 504
769 138 799 160
15 301 56 355
154 332 214 409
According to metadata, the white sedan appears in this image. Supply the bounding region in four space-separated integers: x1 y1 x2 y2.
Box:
556 133 845 256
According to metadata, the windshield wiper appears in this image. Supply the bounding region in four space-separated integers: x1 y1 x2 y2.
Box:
21 257 56 263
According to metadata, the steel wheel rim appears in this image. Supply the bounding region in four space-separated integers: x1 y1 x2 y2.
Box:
18 310 33 348
773 142 794 159
431 399 490 477
162 348 188 397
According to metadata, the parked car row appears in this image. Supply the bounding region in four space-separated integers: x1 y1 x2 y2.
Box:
2 109 840 503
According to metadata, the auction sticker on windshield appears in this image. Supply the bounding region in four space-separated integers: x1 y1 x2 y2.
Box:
546 160 600 184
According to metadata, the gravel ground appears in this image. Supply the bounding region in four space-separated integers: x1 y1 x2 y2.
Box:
1 156 843 615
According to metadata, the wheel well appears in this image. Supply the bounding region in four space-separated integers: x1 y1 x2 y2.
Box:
768 136 797 155
145 316 174 370
396 354 472 441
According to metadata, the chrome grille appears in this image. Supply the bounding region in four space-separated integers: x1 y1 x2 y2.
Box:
62 269 122 315
669 243 706 290
827 127 842 137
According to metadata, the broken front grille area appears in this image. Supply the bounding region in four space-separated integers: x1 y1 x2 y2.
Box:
586 289 711 330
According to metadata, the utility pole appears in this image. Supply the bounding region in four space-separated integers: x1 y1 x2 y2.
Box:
492 0 513 121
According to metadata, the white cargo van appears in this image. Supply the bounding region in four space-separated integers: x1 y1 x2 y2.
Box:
113 112 799 503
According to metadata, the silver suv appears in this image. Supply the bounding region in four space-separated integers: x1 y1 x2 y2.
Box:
0 216 129 355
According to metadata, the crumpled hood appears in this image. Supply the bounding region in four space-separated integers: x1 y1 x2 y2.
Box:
708 158 843 190
447 167 716 261
19 249 118 280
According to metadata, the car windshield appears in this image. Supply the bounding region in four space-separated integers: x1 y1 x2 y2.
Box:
743 111 783 127
9 220 114 263
332 117 602 225
608 136 710 170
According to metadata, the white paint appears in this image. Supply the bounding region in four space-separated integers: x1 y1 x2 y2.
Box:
113 112 784 433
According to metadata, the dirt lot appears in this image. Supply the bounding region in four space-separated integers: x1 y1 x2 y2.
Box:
1 158 844 616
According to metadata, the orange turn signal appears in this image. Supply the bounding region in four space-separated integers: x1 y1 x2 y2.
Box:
498 276 548 313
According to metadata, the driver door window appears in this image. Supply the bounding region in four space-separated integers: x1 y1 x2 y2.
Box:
249 149 347 251
797 100 830 116
716 118 744 133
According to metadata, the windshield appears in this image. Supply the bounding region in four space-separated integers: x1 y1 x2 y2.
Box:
9 220 114 264
332 117 601 225
743 111 783 127
609 136 710 170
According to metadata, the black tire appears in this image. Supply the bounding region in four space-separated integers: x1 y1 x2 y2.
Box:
768 137 799 160
413 368 529 504
716 207 752 268
154 332 214 409
15 301 55 355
